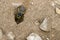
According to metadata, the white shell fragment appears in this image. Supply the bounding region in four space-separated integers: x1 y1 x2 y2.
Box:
56 7 60 14
27 33 42 40
12 2 22 8
40 18 50 32
51 0 60 14
46 38 49 40
0 29 3 39
7 32 15 40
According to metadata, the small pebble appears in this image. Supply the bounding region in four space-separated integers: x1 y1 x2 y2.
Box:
34 20 40 26
31 2 33 5
46 38 49 40
56 7 60 14
27 33 42 40
51 1 55 7
30 1 34 5
7 32 15 40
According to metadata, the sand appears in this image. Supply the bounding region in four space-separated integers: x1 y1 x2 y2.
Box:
0 0 60 40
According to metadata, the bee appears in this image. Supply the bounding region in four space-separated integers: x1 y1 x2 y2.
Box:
15 5 26 24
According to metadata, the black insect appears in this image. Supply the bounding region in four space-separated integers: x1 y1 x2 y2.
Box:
15 5 26 24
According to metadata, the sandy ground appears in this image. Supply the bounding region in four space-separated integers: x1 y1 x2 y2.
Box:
0 0 60 40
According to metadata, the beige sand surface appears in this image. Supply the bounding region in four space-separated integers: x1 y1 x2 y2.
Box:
0 0 60 40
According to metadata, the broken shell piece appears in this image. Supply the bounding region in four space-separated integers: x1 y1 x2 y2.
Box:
27 33 42 40
40 18 51 32
0 29 3 39
7 32 15 40
56 7 60 14
52 0 60 14
12 2 22 8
